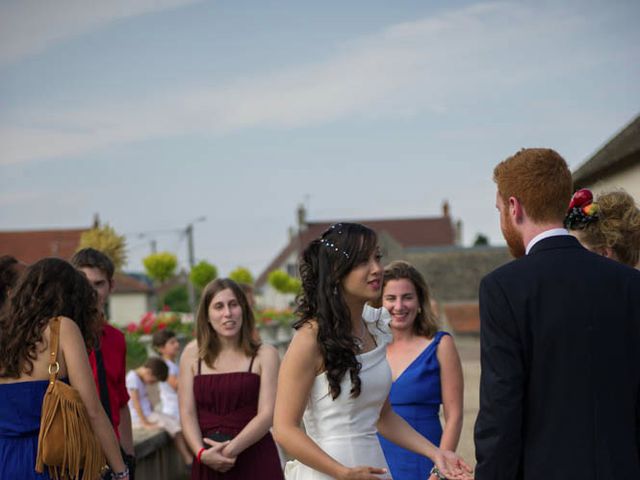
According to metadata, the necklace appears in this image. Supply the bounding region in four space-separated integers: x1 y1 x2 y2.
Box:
354 319 367 350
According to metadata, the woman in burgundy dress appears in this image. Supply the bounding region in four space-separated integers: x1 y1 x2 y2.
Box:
179 278 284 479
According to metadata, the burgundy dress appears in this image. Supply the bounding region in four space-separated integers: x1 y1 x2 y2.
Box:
191 357 284 480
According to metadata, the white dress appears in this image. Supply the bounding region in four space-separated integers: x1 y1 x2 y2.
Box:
285 306 394 480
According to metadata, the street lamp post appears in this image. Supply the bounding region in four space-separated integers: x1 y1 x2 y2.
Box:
185 216 206 312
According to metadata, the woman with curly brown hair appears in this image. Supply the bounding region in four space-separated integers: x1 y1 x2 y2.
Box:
273 223 472 480
0 258 129 479
565 189 640 267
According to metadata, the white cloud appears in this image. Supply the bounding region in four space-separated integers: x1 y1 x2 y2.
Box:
0 1 636 166
0 0 202 66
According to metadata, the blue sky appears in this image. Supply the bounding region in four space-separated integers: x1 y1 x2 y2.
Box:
1 0 639 277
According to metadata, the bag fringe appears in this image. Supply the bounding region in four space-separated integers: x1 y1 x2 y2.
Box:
36 381 106 480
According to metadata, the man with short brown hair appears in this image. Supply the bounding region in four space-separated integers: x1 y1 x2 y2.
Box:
474 148 640 479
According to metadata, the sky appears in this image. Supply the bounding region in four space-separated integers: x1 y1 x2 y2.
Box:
1 0 639 278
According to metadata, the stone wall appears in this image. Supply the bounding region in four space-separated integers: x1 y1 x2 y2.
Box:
406 245 511 303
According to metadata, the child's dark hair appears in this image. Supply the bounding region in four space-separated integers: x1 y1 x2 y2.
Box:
152 329 177 351
70 248 115 282
144 357 169 382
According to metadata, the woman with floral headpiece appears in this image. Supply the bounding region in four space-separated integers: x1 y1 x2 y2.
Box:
565 189 640 267
273 223 473 480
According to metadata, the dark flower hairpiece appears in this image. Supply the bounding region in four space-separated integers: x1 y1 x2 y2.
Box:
564 188 599 229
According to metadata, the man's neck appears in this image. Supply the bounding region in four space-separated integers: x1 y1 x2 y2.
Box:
521 222 564 249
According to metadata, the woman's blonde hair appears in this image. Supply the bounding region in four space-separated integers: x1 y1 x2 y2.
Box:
195 278 260 368
382 261 439 338
573 190 640 267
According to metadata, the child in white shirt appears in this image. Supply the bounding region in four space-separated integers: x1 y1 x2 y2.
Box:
151 330 180 420
126 357 192 467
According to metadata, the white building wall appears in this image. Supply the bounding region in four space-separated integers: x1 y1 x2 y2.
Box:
584 163 640 200
109 293 150 327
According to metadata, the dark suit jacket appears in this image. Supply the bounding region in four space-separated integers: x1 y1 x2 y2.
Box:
474 235 640 479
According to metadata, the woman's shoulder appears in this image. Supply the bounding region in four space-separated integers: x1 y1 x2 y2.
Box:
256 342 279 360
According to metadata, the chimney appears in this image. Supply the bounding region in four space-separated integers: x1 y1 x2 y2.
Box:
442 200 450 218
92 213 101 228
455 219 463 246
297 203 307 231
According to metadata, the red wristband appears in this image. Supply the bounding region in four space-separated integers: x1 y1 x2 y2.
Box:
196 447 206 464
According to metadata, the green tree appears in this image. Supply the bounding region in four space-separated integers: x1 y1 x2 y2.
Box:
189 260 218 289
78 223 127 271
229 266 254 285
473 233 489 246
143 252 178 284
268 270 301 294
162 285 191 312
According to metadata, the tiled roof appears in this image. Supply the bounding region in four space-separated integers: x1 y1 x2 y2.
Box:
573 114 640 187
112 272 153 294
256 216 455 287
0 228 88 264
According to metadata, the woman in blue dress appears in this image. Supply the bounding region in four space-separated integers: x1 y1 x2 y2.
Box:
378 261 464 480
0 258 129 479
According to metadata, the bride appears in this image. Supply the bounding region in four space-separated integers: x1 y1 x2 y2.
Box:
273 223 472 480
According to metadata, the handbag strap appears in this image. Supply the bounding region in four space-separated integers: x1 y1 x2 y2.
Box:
47 316 61 383
94 348 113 422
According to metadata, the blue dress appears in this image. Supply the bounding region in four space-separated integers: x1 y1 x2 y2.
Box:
379 331 450 480
0 380 52 479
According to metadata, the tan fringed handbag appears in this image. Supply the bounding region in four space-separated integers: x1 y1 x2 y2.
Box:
35 316 106 480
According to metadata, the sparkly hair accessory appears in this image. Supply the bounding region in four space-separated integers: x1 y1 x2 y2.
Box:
320 223 349 258
564 188 599 229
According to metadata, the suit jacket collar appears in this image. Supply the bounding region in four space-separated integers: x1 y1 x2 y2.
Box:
527 234 582 256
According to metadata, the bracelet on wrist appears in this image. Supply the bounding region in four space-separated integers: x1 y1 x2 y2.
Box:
111 467 129 479
196 447 206 464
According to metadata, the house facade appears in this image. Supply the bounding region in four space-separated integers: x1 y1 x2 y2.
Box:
572 114 640 199
0 226 153 326
256 202 462 309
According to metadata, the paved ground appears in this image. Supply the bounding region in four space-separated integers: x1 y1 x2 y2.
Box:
453 335 481 468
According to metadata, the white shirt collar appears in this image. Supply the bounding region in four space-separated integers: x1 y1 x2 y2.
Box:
525 228 570 255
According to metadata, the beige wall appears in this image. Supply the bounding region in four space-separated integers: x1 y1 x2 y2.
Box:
109 293 150 327
583 163 640 200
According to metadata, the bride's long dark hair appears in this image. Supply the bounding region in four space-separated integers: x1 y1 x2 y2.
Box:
294 223 378 399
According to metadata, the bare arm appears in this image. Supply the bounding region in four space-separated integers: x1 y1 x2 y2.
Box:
273 324 387 480
59 317 126 474
119 406 134 455
437 334 464 452
178 341 234 472
167 374 179 391
178 341 204 454
128 388 156 428
222 344 280 457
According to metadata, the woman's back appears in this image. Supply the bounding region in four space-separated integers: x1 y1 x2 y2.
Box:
0 320 71 480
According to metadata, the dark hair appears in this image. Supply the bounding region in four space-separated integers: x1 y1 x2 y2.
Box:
0 258 101 378
195 278 260 368
152 329 177 350
494 148 572 224
70 248 115 282
382 261 439 338
0 255 24 310
295 222 378 399
144 357 169 382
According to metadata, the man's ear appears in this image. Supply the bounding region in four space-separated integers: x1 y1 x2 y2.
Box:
508 196 524 223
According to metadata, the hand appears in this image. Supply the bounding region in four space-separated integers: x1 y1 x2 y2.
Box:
432 449 474 480
142 421 159 430
201 438 236 472
336 465 391 479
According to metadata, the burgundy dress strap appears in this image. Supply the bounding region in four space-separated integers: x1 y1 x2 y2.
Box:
197 358 202 375
247 354 256 373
